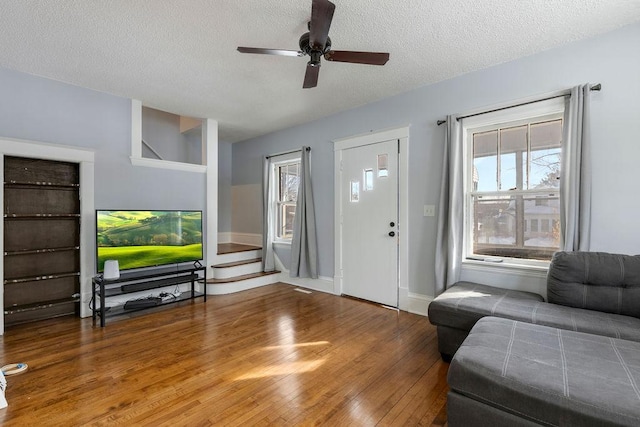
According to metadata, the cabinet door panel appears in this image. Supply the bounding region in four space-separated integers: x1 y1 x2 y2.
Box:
6 303 76 325
5 187 79 215
5 277 78 306
4 157 79 184
4 251 79 279
4 219 79 252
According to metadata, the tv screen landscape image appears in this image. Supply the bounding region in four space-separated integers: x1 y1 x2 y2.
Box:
96 210 203 272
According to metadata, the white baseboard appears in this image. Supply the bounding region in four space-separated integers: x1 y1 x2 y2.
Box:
80 291 93 318
205 274 278 295
406 292 433 317
274 253 336 295
278 274 336 295
230 232 262 246
218 232 232 243
271 253 429 314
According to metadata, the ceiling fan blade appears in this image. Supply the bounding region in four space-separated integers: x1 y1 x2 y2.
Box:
303 64 320 89
237 47 304 57
324 50 390 65
310 0 335 50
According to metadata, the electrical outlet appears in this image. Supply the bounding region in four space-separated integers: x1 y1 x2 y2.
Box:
424 204 436 217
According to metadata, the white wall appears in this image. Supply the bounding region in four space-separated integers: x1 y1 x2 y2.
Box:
231 22 640 298
231 184 262 235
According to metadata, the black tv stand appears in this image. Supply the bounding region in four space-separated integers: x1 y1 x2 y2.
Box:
92 265 206 327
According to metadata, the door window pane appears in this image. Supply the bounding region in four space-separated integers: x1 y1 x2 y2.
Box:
364 169 374 191
377 154 388 177
350 181 360 202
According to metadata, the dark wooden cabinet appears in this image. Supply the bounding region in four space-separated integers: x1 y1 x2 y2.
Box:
3 156 81 326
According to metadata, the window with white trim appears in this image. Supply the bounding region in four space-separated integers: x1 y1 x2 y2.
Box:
273 158 300 241
463 99 564 263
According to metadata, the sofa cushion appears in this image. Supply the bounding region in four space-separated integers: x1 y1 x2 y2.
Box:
428 282 544 332
548 251 640 318
448 317 640 426
429 281 640 342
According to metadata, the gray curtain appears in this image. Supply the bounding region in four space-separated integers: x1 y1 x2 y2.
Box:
261 156 276 272
435 115 464 295
290 147 318 278
560 84 592 251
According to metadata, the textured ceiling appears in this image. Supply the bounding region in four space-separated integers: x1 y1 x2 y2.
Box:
1 1 639 142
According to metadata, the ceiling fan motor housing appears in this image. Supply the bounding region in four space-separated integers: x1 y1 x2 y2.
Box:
299 32 331 66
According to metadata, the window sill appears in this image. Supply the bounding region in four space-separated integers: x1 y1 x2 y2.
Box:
130 156 207 173
462 258 549 278
273 240 292 247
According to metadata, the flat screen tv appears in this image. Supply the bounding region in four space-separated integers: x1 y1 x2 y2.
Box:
96 210 203 272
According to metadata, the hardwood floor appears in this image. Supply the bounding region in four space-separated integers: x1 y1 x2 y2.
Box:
217 243 261 255
0 283 448 426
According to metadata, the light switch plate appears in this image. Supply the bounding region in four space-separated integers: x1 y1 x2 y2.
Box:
424 204 435 217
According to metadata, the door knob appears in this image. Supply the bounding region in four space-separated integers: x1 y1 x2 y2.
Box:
388 231 395 237
389 222 395 227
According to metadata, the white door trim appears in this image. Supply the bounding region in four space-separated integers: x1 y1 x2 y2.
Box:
333 125 410 310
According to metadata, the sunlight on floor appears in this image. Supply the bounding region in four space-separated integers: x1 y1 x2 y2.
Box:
233 314 331 381
234 359 326 381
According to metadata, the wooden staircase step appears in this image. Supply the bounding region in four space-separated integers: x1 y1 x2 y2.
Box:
217 243 261 255
206 270 279 284
212 258 262 269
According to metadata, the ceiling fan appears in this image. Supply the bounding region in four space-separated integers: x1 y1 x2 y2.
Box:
237 0 390 89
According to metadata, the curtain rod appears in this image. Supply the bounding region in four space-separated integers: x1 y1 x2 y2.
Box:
265 146 310 159
436 83 601 126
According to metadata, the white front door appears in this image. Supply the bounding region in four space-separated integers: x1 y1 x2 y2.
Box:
339 139 398 306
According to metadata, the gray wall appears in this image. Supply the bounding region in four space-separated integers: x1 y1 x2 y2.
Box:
232 22 640 296
142 106 202 165
218 140 232 233
0 66 206 214
184 128 203 165
232 134 333 272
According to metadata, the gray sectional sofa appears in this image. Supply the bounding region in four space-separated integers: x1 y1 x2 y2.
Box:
428 251 640 426
448 317 640 426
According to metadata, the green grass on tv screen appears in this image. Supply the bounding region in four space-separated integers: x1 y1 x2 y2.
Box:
96 210 203 271
97 244 202 272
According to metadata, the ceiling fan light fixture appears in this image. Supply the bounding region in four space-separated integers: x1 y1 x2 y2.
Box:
309 51 322 67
